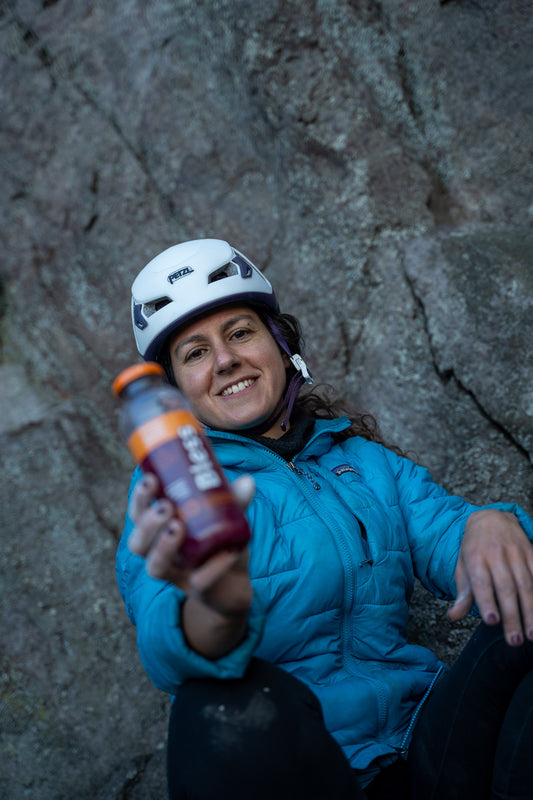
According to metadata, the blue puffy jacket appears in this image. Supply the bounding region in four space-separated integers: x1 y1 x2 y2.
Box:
116 416 533 773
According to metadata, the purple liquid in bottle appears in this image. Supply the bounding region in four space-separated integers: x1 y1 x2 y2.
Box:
113 363 251 568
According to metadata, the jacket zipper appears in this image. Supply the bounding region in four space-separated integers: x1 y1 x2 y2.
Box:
285 461 358 673
287 461 321 490
246 446 357 669
208 431 359 672
398 665 446 757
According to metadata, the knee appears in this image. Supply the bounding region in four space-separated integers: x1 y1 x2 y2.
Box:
167 659 359 800
168 658 320 760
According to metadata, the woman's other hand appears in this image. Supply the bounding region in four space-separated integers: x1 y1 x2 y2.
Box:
448 509 533 647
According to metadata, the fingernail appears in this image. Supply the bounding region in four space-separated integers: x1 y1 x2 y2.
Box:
164 521 178 536
510 633 523 647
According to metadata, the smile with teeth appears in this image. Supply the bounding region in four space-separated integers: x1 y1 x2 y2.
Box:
220 378 256 397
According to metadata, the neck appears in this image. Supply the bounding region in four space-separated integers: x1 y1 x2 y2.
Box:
239 402 289 439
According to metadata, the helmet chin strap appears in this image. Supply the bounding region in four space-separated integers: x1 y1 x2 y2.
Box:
242 369 307 436
278 370 308 431
265 319 313 433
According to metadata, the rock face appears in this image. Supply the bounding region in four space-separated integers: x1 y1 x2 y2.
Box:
1 1 532 797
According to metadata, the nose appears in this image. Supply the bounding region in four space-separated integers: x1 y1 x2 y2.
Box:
213 341 240 373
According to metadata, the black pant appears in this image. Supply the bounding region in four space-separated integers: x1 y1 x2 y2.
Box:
167 623 533 799
167 657 364 799
406 621 533 799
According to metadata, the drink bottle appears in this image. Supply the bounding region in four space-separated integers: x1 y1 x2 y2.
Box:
112 362 251 567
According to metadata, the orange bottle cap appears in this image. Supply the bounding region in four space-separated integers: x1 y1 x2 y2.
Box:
112 361 165 396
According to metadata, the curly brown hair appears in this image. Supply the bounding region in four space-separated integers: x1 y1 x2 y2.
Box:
259 308 398 449
159 303 399 452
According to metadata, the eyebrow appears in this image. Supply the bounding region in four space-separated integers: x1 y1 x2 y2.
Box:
173 313 258 357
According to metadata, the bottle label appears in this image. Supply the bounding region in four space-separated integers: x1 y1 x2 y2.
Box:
128 411 224 497
179 424 222 490
128 409 201 464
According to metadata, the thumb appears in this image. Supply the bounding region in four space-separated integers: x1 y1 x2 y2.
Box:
189 549 243 594
231 474 256 510
447 558 474 622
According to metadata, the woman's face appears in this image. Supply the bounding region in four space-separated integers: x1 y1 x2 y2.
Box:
168 306 290 437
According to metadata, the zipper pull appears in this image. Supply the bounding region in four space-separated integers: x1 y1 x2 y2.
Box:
288 462 321 490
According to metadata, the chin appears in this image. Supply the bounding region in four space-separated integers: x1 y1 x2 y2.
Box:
230 414 271 431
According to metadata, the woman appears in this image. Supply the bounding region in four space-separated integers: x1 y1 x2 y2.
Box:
117 238 533 799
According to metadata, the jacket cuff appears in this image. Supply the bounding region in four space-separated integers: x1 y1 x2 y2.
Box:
137 589 266 692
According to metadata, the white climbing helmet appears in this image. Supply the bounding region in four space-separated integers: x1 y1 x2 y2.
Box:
131 239 279 361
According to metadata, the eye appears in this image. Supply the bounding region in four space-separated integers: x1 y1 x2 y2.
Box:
184 346 206 362
231 327 253 341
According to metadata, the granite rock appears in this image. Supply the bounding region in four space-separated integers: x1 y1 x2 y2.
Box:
1 1 532 796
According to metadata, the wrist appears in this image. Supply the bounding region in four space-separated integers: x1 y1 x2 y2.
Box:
182 596 249 660
467 508 514 525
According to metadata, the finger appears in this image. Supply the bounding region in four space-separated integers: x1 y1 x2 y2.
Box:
128 498 174 556
129 473 160 523
495 556 533 645
231 474 255 509
493 579 524 646
145 519 187 582
462 559 502 629
188 549 243 594
478 552 526 645
448 558 476 622
518 552 533 641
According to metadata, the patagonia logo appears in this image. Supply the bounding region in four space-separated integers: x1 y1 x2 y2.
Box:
168 266 194 284
332 464 359 477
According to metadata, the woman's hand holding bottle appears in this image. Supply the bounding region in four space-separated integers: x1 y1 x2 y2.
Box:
128 472 255 659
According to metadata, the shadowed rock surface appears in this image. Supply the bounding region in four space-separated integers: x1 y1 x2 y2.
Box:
1 1 532 797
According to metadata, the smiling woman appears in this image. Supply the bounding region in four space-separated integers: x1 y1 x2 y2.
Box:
168 307 290 437
116 238 533 800
130 239 315 436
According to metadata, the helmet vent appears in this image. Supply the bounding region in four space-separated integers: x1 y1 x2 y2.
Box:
143 297 172 317
231 253 253 278
208 261 239 283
